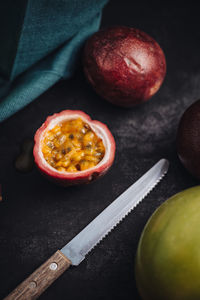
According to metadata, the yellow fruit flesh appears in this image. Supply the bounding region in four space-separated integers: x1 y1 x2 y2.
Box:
42 118 105 172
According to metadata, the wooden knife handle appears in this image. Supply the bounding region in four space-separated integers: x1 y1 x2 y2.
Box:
4 250 71 300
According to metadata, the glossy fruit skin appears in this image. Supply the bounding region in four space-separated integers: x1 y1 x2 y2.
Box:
33 110 115 186
83 26 166 107
177 99 200 179
135 186 200 300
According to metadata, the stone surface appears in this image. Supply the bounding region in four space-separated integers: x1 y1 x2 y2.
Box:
0 1 200 299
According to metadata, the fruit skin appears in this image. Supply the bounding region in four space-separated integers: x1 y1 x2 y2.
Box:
83 26 166 107
33 110 115 186
135 186 200 300
177 99 200 179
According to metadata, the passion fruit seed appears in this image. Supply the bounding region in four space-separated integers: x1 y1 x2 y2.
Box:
42 118 105 172
15 138 34 173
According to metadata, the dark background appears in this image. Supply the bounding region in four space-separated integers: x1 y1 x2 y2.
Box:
0 1 200 299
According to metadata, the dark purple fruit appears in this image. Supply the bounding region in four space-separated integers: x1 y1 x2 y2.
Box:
83 26 166 107
177 99 200 179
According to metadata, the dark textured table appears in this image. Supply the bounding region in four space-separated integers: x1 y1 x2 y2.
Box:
0 1 200 299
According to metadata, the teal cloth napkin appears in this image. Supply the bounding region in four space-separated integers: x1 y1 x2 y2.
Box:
0 0 108 122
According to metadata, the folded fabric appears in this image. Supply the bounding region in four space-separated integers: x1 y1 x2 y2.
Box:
0 0 108 123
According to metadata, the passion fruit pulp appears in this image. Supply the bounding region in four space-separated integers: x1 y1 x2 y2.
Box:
33 110 115 186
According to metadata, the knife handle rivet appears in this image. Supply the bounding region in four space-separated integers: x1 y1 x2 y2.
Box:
49 262 58 271
29 281 37 289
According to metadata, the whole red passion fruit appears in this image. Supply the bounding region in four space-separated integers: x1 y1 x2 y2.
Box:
33 110 115 186
83 26 166 107
177 99 200 180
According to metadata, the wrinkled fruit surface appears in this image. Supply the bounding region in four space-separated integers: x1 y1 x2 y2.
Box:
83 26 166 107
33 110 115 186
135 186 200 300
177 99 200 179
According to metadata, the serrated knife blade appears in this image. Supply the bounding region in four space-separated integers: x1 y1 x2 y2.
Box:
4 159 169 300
61 158 169 265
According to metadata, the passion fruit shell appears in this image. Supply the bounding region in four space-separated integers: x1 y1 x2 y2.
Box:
83 26 166 107
176 99 200 179
33 110 116 186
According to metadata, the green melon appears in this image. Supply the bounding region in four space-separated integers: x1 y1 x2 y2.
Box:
135 186 200 300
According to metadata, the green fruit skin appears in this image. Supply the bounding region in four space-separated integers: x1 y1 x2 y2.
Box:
135 186 200 300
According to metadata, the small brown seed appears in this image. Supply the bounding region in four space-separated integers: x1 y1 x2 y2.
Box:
76 164 81 171
84 123 90 129
47 142 54 149
85 142 92 149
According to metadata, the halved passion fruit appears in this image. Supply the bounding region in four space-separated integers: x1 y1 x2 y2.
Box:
33 110 116 186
